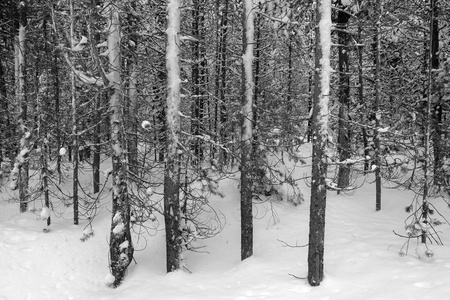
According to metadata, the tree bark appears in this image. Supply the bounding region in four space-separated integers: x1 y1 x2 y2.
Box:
240 0 255 261
69 0 79 224
214 0 229 166
430 0 441 186
191 0 206 165
16 0 29 213
106 2 134 287
164 0 183 272
374 0 382 211
307 0 331 286
336 2 351 191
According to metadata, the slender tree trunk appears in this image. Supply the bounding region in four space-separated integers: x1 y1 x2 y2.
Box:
421 0 438 244
90 0 101 193
69 0 79 224
240 0 254 261
336 2 351 190
358 23 369 173
164 0 183 272
16 0 29 213
374 0 382 211
125 5 139 176
430 0 441 187
214 0 229 166
106 2 134 287
53 29 62 184
307 0 331 287
0 53 7 164
191 0 206 165
41 19 51 227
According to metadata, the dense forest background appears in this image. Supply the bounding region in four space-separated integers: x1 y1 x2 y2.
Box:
1 0 450 288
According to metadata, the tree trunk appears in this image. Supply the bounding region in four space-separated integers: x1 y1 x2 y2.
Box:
106 2 134 287
240 0 255 261
358 23 369 173
214 0 229 166
191 0 206 165
336 2 351 190
307 0 331 287
69 0 79 224
126 5 139 177
421 0 438 244
430 0 441 187
164 0 183 272
15 0 29 213
374 0 382 211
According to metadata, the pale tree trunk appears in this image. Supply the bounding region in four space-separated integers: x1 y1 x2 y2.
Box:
307 0 331 287
69 0 79 225
240 0 254 261
126 4 139 176
106 2 134 288
374 0 382 211
164 0 183 272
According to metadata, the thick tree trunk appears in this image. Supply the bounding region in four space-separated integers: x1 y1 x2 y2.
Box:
307 0 331 287
164 0 183 272
336 3 351 190
106 2 134 287
240 0 254 261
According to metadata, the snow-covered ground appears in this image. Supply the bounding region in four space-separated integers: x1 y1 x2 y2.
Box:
1 145 450 300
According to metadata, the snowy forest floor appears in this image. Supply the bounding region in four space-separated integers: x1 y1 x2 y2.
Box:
1 144 450 299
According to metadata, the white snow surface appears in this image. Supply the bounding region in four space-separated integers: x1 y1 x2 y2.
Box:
1 144 450 299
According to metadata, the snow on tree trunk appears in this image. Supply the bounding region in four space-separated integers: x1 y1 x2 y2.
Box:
106 2 134 288
240 0 254 261
307 0 331 287
164 0 183 272
13 0 29 213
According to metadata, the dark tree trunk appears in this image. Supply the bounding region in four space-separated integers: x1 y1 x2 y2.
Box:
430 0 441 186
69 0 79 224
374 0 382 211
336 2 351 190
357 24 369 173
191 0 206 165
90 0 102 193
214 0 229 166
